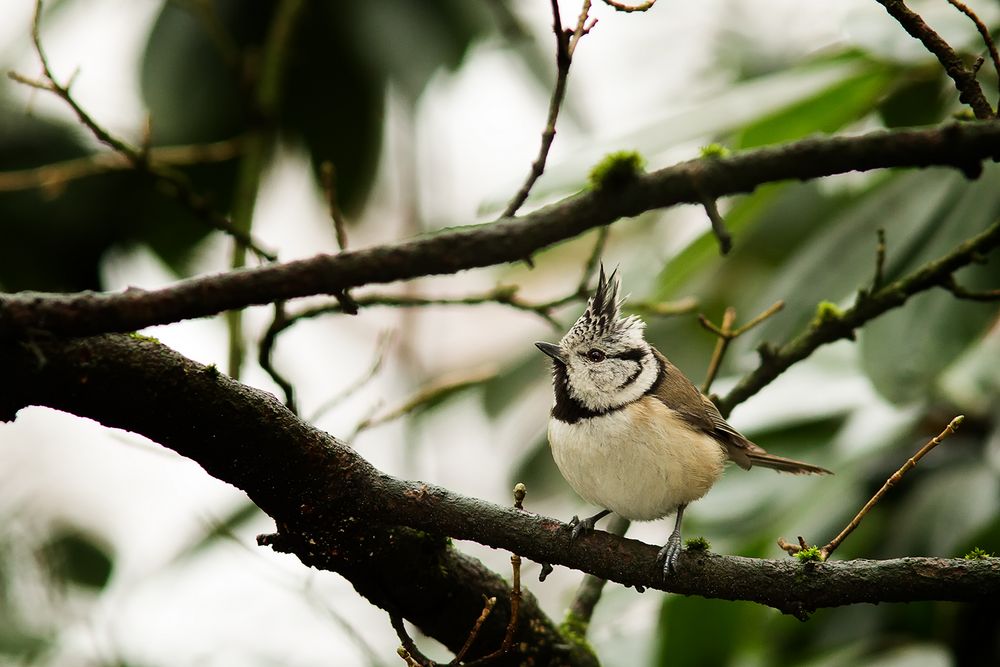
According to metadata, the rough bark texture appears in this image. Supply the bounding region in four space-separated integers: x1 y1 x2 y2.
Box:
3 335 998 661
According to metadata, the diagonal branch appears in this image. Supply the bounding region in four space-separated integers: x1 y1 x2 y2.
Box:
4 122 1000 340
874 0 994 118
717 217 1000 416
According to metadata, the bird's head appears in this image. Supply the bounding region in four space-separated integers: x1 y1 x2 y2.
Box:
535 265 658 413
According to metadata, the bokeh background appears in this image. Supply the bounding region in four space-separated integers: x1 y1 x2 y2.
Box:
1 1 999 665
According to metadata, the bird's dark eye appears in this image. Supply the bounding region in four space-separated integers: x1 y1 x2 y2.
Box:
586 348 606 362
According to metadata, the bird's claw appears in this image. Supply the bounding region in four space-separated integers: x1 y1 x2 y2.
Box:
569 514 594 540
655 533 682 578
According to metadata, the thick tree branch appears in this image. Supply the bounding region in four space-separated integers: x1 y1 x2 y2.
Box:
2 121 1000 341
2 335 997 636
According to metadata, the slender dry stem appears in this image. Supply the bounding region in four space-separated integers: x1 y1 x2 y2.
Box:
779 415 965 560
699 301 784 394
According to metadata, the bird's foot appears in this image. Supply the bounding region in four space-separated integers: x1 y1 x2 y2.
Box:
568 509 610 540
655 532 683 578
568 515 594 540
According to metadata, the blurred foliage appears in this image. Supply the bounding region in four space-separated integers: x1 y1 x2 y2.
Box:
1 0 508 290
2 1 1000 666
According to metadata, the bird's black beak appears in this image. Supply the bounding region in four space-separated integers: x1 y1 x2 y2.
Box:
534 341 567 365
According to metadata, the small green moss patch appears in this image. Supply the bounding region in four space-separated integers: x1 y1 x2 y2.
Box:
795 546 824 562
700 143 730 158
964 547 995 560
588 150 646 192
684 536 711 552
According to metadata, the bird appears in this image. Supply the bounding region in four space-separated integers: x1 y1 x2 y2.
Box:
535 265 830 579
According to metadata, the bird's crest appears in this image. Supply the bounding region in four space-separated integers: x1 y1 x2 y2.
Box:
561 265 643 347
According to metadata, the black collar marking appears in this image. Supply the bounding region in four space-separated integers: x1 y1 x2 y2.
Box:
549 349 658 424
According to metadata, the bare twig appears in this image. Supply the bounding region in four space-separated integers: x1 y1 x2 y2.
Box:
945 0 1000 115
0 137 244 193
8 0 275 260
627 296 699 318
501 0 593 218
779 416 965 561
941 275 1000 301
321 161 350 252
463 484 528 665
452 597 497 664
350 366 500 439
259 302 299 413
700 307 737 394
308 331 394 423
874 0 994 118
699 195 732 255
392 615 435 667
699 301 784 394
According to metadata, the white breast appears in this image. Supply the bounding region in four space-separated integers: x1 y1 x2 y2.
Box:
548 397 727 520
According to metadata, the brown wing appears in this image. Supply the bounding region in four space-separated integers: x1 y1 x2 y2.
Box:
648 349 830 475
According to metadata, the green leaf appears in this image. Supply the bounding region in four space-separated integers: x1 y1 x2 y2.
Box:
878 69 949 128
731 62 895 149
141 1 254 146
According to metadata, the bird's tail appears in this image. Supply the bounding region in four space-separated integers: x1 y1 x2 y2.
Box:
747 451 831 475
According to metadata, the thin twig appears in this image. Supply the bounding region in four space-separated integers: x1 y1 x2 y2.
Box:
731 300 785 337
451 596 497 664
0 137 244 192
627 297 699 318
945 0 1000 116
500 0 592 218
350 366 500 439
321 161 351 252
779 416 965 560
874 0 994 118
273 287 568 336
700 195 732 255
391 614 435 667
700 307 736 394
320 162 357 313
464 484 528 665
308 331 395 423
258 301 298 414
941 275 1000 301
699 301 784 394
